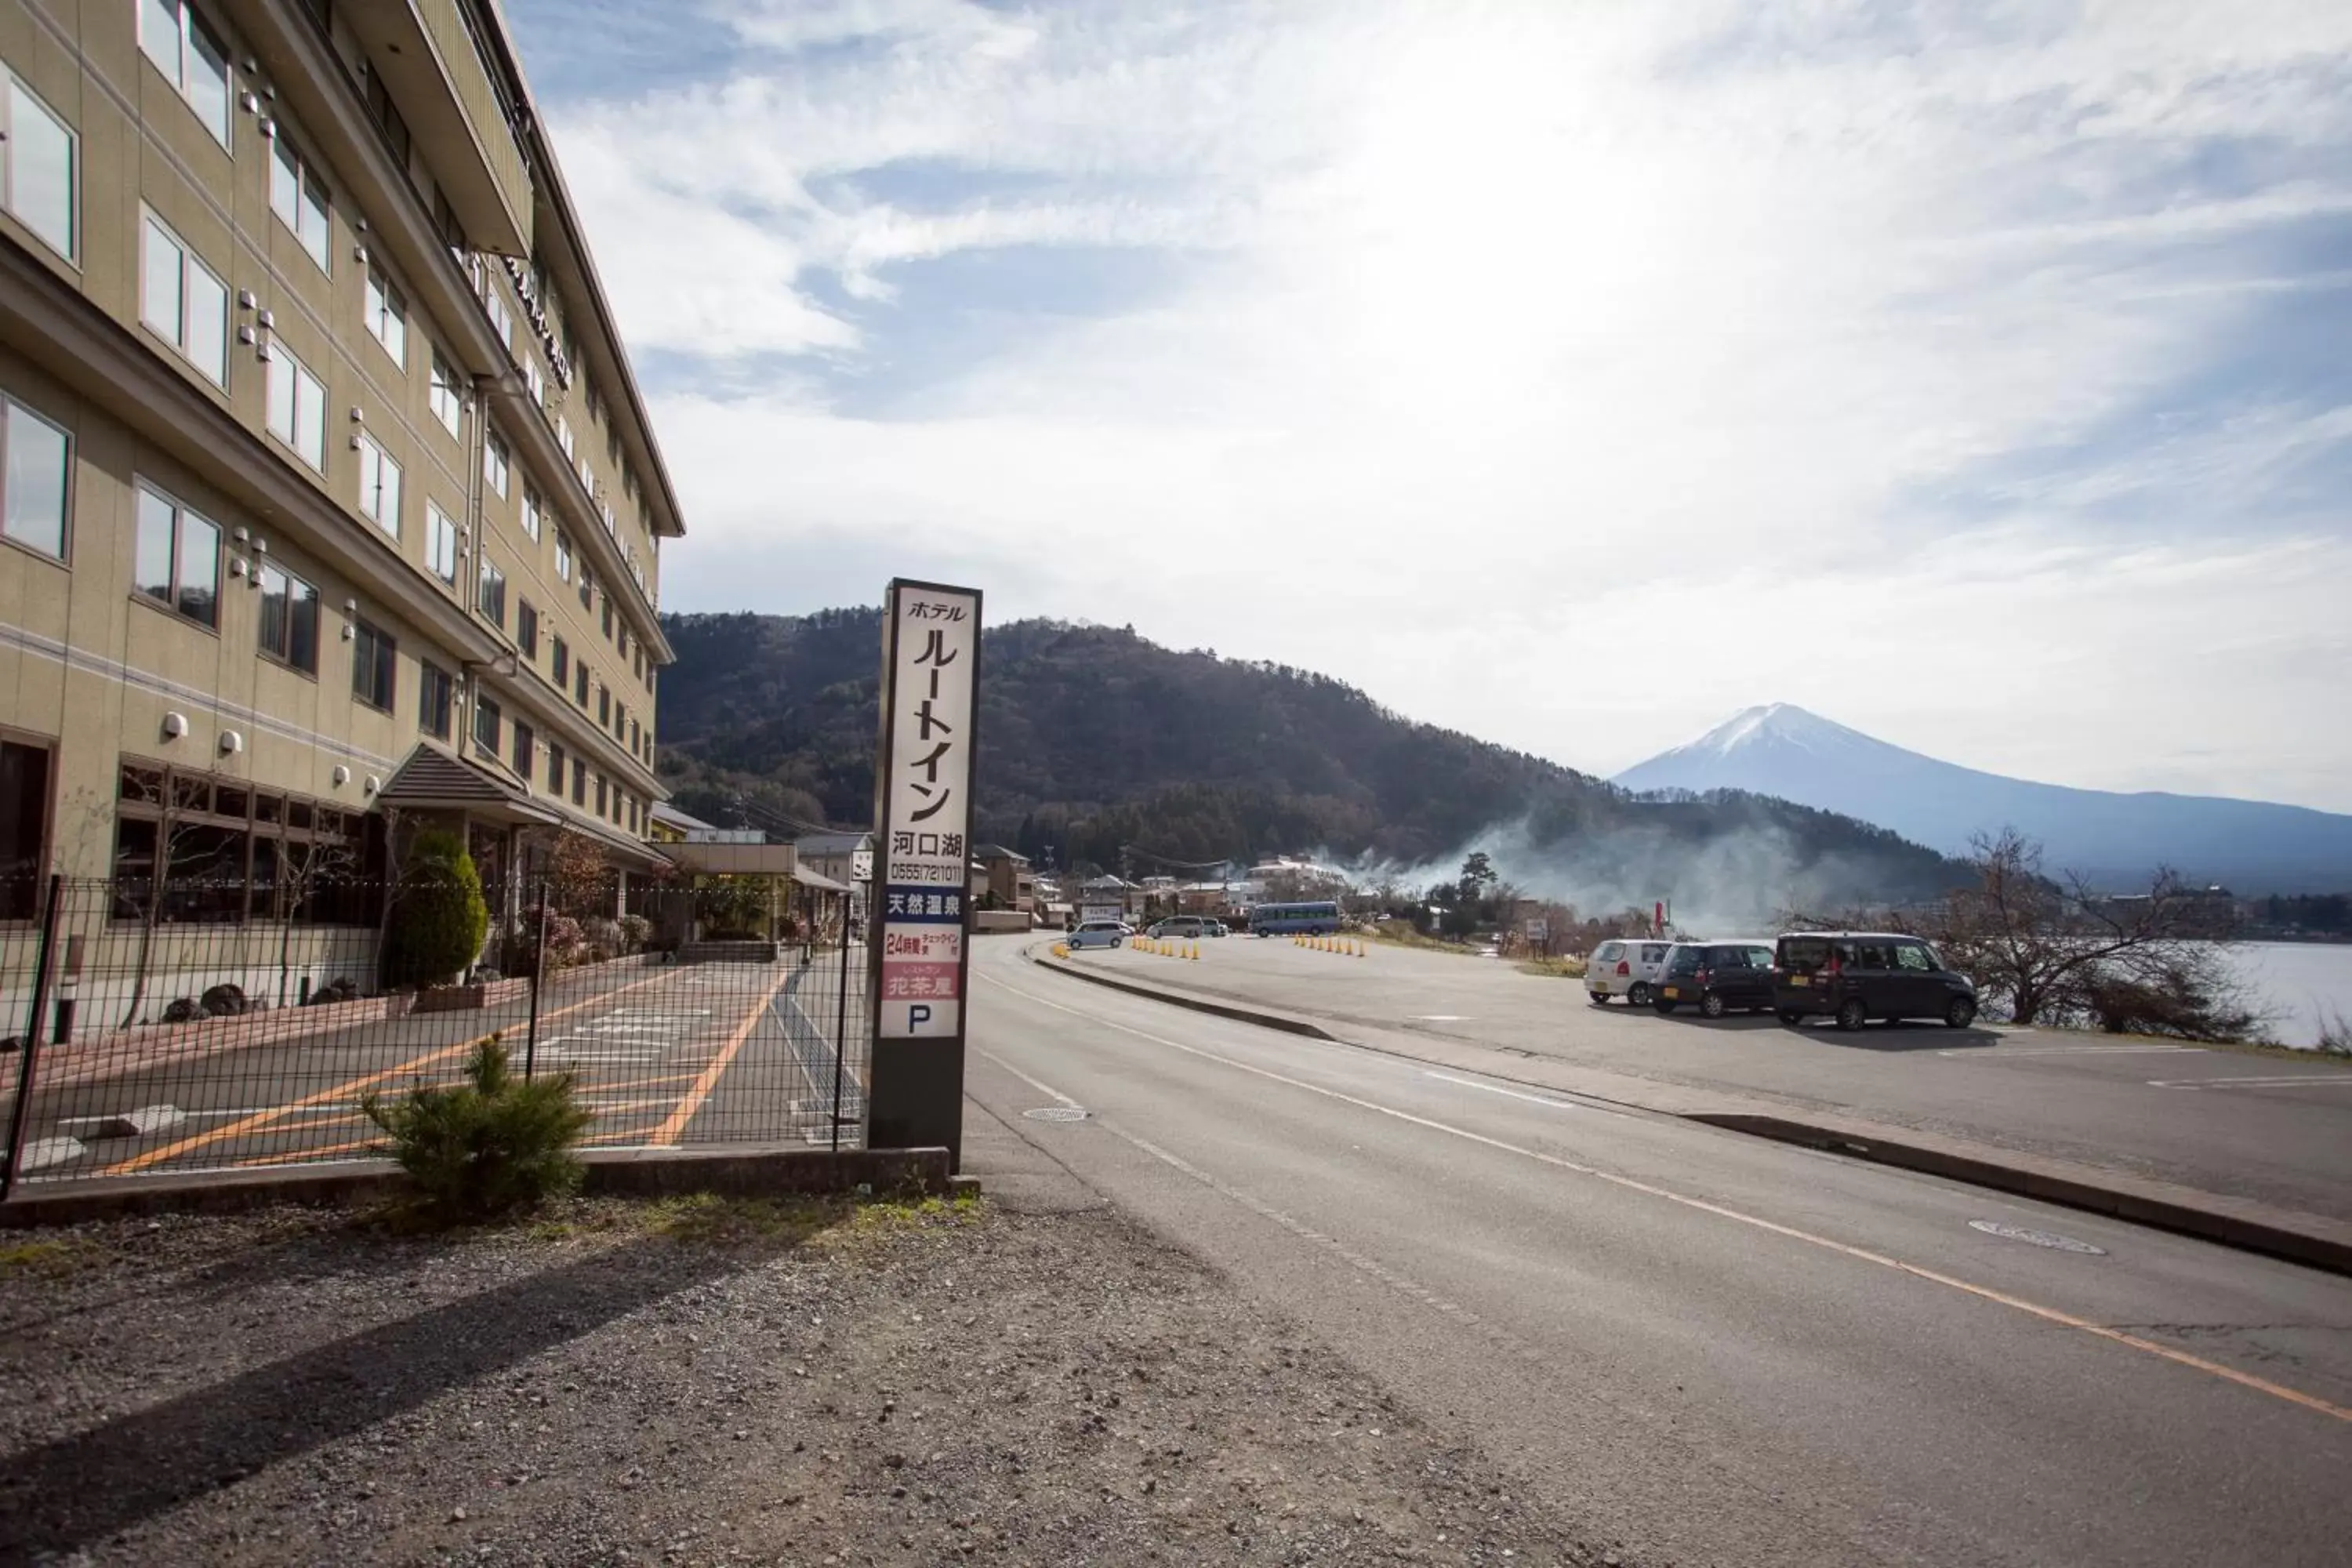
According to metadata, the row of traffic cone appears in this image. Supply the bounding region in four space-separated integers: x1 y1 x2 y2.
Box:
1294 934 1367 957
1142 938 1200 960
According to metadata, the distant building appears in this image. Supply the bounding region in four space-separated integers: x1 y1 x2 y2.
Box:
794 830 873 924
973 844 1037 913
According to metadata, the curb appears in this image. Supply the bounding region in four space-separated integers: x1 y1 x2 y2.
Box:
1034 953 1341 1040
1023 950 2352 1280
0 1146 969 1229
1682 1115 2352 1279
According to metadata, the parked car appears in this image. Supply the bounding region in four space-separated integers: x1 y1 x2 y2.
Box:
1149 916 1211 941
1586 939 1675 1005
1067 920 1133 950
1772 931 1978 1030
1652 940 1780 1018
1204 920 1229 938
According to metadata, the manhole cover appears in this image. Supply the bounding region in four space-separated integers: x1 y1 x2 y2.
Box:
1022 1106 1088 1123
1969 1219 2106 1254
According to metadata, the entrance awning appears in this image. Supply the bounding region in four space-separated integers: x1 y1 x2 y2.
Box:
793 865 851 895
376 742 561 827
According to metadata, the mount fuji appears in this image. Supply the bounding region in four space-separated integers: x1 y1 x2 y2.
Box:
1613 705 2352 895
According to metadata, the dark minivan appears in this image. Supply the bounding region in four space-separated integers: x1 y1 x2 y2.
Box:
1772 931 1977 1031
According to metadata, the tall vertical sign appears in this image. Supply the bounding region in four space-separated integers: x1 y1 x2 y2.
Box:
866 579 982 1168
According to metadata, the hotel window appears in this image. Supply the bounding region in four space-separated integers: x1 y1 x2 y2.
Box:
256 562 319 674
521 484 542 541
265 343 326 470
524 353 544 406
555 413 574 459
476 555 505 627
2 396 71 562
481 273 512 348
513 720 535 780
574 659 588 707
601 597 613 639
551 634 568 687
483 425 509 499
417 660 453 740
472 692 501 756
356 432 401 535
351 617 395 710
138 0 231 148
429 347 463 436
2 71 77 261
594 775 607 816
546 741 564 793
131 483 218 629
363 267 408 367
554 528 572 582
426 502 459 584
578 565 592 612
0 735 53 914
517 599 539 659
140 213 227 386
570 757 585 806
597 684 609 727
267 132 330 272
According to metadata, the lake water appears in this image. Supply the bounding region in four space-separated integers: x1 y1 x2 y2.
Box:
2223 942 2352 1048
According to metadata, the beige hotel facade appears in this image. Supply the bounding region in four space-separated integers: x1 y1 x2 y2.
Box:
0 0 685 924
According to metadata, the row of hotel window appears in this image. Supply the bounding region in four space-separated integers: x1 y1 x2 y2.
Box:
3 374 653 739
3 42 655 609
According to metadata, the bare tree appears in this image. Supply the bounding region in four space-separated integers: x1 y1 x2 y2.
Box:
1918 829 2262 1039
272 832 358 1008
111 774 234 1028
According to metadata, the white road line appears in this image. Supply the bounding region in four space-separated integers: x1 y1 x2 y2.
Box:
2147 1075 2352 1091
1940 1044 2203 1058
1422 1071 1584 1110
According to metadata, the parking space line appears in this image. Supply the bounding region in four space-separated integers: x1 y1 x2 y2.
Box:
645 971 793 1146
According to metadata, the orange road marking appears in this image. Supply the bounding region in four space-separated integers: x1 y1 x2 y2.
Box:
646 971 791 1146
985 973 2352 1428
230 1140 376 1168
101 967 695 1176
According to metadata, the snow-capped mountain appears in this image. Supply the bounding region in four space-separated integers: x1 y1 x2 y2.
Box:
1613 705 2352 895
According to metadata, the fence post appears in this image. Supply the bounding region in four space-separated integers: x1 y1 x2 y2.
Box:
524 878 549 1080
831 887 850 1152
3 875 66 1203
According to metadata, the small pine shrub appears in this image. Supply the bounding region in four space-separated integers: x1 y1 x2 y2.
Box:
361 1035 592 1220
383 829 490 989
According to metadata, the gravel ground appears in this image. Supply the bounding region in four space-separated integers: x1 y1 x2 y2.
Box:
0 1198 1621 1567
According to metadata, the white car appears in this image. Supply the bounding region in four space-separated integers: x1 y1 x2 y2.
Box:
1066 920 1132 950
1586 939 1675 1006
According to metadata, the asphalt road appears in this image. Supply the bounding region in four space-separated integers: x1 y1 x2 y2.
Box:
1070 935 2352 1221
3 948 869 1181
966 938 2352 1567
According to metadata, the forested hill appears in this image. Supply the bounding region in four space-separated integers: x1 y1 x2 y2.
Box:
655 609 1970 908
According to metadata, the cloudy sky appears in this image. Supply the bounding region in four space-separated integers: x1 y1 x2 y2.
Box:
505 0 2352 812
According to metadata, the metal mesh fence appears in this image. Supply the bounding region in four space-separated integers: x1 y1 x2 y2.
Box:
2 873 868 1196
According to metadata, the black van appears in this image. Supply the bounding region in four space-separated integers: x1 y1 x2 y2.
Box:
1772 932 1977 1031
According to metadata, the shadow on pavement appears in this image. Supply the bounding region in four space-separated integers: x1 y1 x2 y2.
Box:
0 1223 830 1559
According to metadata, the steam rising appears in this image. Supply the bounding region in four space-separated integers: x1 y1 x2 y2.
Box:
1342 813 1939 935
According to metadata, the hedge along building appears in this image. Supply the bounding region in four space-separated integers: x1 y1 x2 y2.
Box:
0 2 685 999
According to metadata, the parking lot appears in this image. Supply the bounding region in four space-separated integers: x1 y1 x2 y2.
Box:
5 950 868 1185
1051 932 2352 1222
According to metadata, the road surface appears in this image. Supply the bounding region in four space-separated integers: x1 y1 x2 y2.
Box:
967 938 2352 1566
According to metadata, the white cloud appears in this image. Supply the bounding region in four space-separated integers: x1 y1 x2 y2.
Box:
535 1 2352 810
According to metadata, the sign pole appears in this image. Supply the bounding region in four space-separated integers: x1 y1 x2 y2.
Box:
864 579 982 1170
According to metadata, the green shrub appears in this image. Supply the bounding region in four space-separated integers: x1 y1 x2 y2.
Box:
362 1035 592 1220
383 829 490 989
